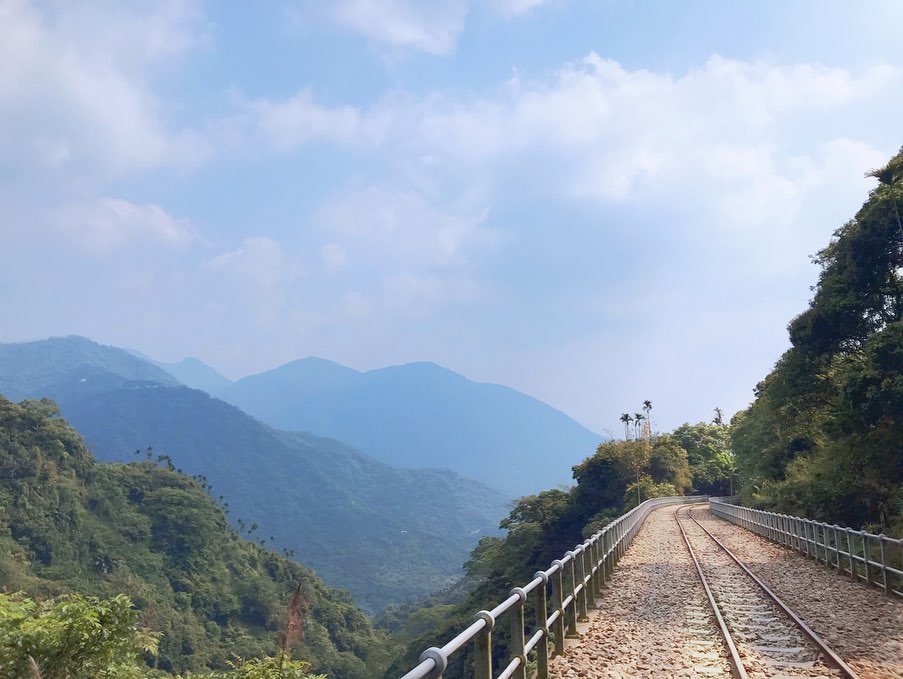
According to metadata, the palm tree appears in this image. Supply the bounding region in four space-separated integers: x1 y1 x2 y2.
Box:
643 400 652 431
620 413 633 440
634 413 644 439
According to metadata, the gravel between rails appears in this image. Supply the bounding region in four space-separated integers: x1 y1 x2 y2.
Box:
692 507 903 678
549 504 733 678
548 503 903 678
678 508 842 678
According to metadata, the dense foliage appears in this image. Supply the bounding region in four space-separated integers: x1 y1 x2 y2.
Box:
385 423 731 676
0 396 395 677
0 591 326 678
0 591 157 678
732 146 903 532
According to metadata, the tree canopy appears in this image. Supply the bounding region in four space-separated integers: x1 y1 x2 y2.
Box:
732 145 903 532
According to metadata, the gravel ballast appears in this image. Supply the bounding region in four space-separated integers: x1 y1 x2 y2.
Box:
548 503 903 678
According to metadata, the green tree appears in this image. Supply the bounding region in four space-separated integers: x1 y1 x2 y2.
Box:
0 592 157 679
199 654 325 679
672 423 734 496
731 145 903 531
619 413 632 440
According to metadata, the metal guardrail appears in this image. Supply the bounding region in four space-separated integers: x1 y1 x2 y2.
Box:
400 495 707 679
709 498 903 597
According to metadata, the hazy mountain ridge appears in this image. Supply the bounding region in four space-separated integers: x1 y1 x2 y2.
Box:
0 337 509 613
220 358 602 496
0 336 179 400
154 356 234 394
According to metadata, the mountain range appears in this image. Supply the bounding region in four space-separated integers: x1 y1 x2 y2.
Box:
0 335 602 611
0 336 507 613
216 357 600 497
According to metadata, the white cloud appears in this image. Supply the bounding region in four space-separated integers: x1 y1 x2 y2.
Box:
407 54 899 180
242 53 900 315
206 237 299 287
380 271 468 317
314 186 495 267
251 55 899 203
205 237 306 327
292 0 468 55
251 89 391 150
490 0 556 18
319 243 349 273
55 198 196 255
0 1 210 179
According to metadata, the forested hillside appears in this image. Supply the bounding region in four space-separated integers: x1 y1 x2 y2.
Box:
385 423 732 676
0 396 395 676
732 146 903 533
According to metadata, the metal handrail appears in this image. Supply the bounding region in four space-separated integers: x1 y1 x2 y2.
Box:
709 499 903 597
400 495 707 679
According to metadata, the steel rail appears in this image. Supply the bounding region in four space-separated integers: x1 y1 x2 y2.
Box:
682 506 860 679
674 508 748 679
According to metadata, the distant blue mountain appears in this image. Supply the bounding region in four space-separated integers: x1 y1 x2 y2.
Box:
219 358 602 497
0 336 179 400
155 356 233 394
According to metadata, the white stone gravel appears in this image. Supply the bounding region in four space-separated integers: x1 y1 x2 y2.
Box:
547 503 903 678
549 504 733 678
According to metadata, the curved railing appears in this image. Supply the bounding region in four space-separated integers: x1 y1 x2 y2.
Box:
400 495 707 679
710 498 903 597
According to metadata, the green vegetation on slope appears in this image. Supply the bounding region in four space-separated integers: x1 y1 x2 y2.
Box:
732 146 903 533
0 396 396 677
385 421 732 676
0 590 326 678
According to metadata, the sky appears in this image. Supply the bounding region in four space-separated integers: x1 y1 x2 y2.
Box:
2 0 902 438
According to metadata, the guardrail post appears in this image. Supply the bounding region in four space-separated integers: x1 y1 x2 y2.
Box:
816 522 825 564
879 535 889 593
533 571 550 678
473 610 494 679
863 534 872 586
582 541 594 609
589 538 602 602
833 525 842 570
846 528 856 579
601 529 610 585
550 561 566 655
565 552 579 637
509 587 527 679
575 547 589 621
619 520 626 559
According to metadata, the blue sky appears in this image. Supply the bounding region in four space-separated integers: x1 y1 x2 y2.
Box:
2 0 902 438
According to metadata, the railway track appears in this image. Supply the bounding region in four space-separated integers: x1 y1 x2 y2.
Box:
675 506 859 679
